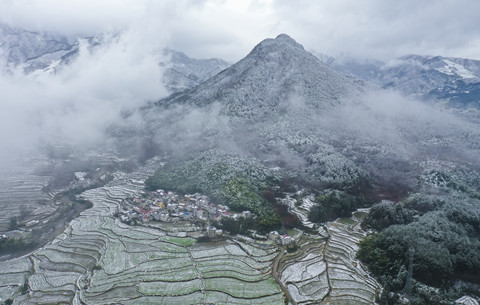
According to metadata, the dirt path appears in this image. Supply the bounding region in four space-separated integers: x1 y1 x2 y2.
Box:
272 246 297 305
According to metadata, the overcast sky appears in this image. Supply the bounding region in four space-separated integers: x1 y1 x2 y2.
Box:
1 0 480 62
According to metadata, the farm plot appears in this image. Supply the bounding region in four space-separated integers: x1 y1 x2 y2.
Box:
278 217 381 304
0 159 285 304
0 156 380 305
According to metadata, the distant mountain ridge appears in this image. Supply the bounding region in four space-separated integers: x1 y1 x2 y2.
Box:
325 53 480 108
0 23 228 93
162 49 230 92
0 23 75 72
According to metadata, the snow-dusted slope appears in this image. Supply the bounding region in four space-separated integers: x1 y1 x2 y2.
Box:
162 49 230 92
161 34 365 118
381 55 480 95
0 24 228 92
148 34 480 194
0 23 74 72
329 54 480 108
147 34 376 189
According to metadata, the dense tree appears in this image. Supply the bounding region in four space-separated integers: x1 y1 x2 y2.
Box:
8 217 18 231
308 189 369 223
363 201 415 231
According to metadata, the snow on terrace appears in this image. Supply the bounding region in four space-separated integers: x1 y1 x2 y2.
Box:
279 194 315 229
0 155 382 304
278 215 381 304
0 157 284 304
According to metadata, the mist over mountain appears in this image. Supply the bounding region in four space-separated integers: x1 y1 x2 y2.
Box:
160 34 365 117
162 49 230 92
327 53 480 109
144 34 480 195
0 24 231 170
0 23 74 72
1 26 480 304
141 36 480 300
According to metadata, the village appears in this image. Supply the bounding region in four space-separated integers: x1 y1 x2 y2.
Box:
114 188 297 247
116 189 248 239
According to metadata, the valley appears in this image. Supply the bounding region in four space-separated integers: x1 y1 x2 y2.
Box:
0 27 479 305
0 158 380 305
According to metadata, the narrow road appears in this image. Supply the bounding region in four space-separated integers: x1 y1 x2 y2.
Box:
272 246 297 305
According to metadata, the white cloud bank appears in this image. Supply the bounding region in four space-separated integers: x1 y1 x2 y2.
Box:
0 21 169 167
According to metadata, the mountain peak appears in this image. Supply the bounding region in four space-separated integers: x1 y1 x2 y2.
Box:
160 34 364 119
274 34 304 49
253 33 304 51
242 34 309 65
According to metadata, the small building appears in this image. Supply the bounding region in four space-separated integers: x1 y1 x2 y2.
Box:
280 235 295 246
153 213 169 222
207 226 217 238
207 206 216 215
194 209 204 219
25 220 39 227
268 231 280 241
151 206 162 212
242 210 252 219
181 212 193 220
221 211 232 218
74 172 87 181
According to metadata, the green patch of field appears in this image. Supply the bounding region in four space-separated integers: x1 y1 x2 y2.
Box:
337 217 357 226
353 211 367 221
162 236 196 247
138 279 202 296
151 240 189 253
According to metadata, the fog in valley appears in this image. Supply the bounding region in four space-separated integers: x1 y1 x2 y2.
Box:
1 2 480 304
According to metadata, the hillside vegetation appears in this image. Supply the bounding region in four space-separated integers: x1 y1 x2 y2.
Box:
145 150 282 231
358 165 480 304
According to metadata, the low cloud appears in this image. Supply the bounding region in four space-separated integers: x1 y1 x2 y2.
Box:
0 24 169 168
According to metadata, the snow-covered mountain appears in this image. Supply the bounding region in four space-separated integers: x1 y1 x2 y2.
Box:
162 49 230 92
161 34 365 118
147 34 480 196
0 31 479 304
328 54 480 108
145 36 480 302
0 23 75 72
0 24 229 92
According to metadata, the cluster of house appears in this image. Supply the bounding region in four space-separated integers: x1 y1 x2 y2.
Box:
117 189 253 230
268 231 296 247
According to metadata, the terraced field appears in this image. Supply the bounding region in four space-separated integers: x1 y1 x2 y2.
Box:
0 157 52 231
0 159 285 305
0 156 381 304
278 218 380 304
